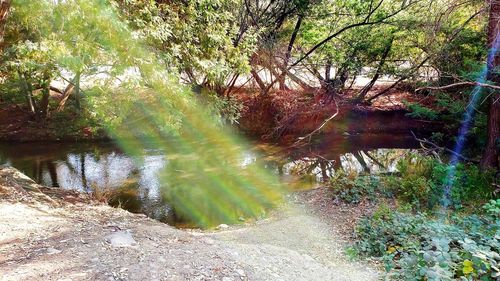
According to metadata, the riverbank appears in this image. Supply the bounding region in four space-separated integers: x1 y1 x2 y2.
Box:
0 103 108 142
0 166 381 280
235 87 443 141
0 86 444 142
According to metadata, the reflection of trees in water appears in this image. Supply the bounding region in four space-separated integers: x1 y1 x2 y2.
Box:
0 141 417 225
47 161 59 187
280 149 416 182
0 143 172 220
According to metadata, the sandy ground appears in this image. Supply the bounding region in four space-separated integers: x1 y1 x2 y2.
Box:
0 166 380 281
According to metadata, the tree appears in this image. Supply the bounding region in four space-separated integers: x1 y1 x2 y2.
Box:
481 0 500 168
0 0 10 50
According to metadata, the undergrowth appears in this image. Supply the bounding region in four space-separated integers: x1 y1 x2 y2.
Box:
330 153 499 280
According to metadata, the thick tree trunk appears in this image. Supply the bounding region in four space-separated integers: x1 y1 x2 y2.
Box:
325 60 331 81
0 0 10 50
57 83 76 112
481 0 500 169
18 71 37 116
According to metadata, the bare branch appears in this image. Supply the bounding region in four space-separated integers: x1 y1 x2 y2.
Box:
295 99 339 144
416 81 500 92
410 131 479 163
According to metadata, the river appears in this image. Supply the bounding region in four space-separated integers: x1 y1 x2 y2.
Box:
0 133 419 226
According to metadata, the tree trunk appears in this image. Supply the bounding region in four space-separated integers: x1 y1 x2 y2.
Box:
354 37 394 103
250 68 267 92
481 0 500 169
0 0 10 50
325 60 331 81
39 85 50 119
18 72 37 116
279 15 303 90
57 83 76 112
74 71 82 110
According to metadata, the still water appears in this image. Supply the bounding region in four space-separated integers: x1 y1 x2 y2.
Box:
0 133 419 224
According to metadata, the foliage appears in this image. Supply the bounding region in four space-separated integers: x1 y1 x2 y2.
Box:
405 102 439 120
483 199 500 219
328 153 494 211
196 89 243 126
114 0 256 86
385 155 495 210
329 170 387 204
353 210 500 280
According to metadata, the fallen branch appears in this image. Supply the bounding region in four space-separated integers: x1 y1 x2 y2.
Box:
295 99 339 144
416 81 500 92
410 131 479 163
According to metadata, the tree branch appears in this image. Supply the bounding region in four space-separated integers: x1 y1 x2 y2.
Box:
291 0 414 67
416 81 500 92
410 131 479 163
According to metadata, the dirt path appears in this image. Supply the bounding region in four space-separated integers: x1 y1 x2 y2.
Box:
0 167 380 281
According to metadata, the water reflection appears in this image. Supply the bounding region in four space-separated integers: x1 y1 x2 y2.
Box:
0 133 419 224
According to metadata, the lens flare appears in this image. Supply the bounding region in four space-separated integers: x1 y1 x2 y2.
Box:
12 0 284 228
442 32 500 210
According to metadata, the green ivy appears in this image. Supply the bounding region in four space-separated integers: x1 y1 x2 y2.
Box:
353 210 500 280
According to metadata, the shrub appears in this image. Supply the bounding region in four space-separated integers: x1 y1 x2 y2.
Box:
329 171 384 204
483 199 500 219
353 210 500 280
385 155 495 210
405 102 439 120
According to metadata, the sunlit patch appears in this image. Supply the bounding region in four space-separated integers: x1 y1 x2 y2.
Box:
112 100 284 227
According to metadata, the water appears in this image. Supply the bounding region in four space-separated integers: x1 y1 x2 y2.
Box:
0 133 419 226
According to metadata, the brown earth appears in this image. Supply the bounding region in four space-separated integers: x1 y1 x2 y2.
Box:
0 86 442 142
0 103 104 142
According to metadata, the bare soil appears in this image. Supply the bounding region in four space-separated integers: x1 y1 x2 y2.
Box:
0 166 381 281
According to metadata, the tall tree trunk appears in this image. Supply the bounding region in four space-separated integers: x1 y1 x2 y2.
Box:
325 60 331 81
57 82 76 112
0 0 10 51
354 37 394 103
250 68 267 92
481 0 500 168
278 15 303 90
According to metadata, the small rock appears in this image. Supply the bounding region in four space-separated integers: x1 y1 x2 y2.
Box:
236 269 246 277
105 231 137 247
203 238 215 245
217 224 229 230
46 247 62 255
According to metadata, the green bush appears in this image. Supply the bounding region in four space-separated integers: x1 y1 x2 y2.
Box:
329 171 386 204
405 102 439 120
385 155 495 210
353 210 500 280
483 199 500 219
